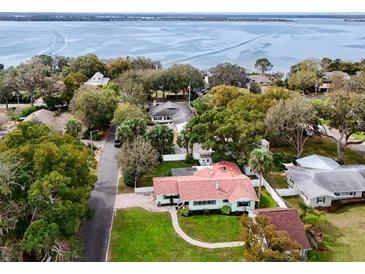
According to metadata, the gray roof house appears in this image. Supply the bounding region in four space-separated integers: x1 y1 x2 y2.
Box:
86 72 110 86
247 75 272 85
149 101 193 130
286 154 365 208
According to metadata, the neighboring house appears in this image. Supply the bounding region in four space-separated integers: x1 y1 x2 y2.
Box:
318 71 351 92
86 72 110 86
149 101 193 129
24 109 77 133
253 208 311 255
153 161 258 212
286 154 365 208
247 74 272 90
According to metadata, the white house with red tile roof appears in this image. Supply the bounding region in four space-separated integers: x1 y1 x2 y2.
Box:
153 161 258 212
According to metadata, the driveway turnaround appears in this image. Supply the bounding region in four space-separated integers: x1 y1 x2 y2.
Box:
80 127 120 262
114 193 245 249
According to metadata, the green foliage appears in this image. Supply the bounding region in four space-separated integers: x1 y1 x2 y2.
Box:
255 58 273 74
70 87 119 129
112 102 149 125
249 82 262 93
68 54 106 78
0 122 96 261
288 70 320 93
115 118 147 143
179 207 190 217
145 124 174 156
272 152 296 171
208 62 248 87
206 85 248 107
221 205 231 215
65 119 82 138
185 153 195 164
106 58 129 78
191 97 209 115
123 174 135 188
20 106 40 117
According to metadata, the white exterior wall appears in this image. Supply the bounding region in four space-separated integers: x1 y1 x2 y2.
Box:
186 199 256 212
309 196 333 208
156 194 180 205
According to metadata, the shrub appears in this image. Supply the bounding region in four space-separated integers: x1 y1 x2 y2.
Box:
179 207 190 217
272 152 296 171
185 153 195 164
20 106 40 117
92 131 104 141
221 205 231 215
123 174 135 188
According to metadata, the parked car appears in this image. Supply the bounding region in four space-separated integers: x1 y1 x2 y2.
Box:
114 139 122 148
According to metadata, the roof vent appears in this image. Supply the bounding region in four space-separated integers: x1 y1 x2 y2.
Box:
215 182 220 190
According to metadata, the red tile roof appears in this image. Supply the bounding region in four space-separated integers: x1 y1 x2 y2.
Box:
153 161 258 202
255 208 311 250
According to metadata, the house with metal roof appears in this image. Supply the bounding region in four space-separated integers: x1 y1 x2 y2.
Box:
86 72 110 86
153 161 258 212
286 154 365 207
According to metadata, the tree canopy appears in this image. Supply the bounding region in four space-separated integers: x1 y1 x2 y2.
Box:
0 122 96 261
255 58 273 74
208 63 248 88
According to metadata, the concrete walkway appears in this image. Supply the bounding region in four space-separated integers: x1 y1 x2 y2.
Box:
114 193 244 249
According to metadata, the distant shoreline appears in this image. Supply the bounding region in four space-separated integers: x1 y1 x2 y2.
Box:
0 14 294 22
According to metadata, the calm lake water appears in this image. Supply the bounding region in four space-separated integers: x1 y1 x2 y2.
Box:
0 18 364 71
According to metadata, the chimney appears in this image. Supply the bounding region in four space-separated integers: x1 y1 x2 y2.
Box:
215 182 220 190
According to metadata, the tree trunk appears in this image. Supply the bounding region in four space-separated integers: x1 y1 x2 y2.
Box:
258 174 262 206
337 134 345 164
5 97 8 110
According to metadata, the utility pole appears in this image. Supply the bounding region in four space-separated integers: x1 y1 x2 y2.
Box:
188 81 191 106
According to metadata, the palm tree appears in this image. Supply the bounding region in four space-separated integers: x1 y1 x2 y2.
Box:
65 119 82 138
115 124 133 143
145 124 174 155
248 148 273 206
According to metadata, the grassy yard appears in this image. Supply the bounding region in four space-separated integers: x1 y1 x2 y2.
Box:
265 172 288 189
283 196 303 214
138 161 193 187
272 136 365 165
351 132 365 141
178 214 241 243
316 204 365 262
110 208 244 262
256 188 277 208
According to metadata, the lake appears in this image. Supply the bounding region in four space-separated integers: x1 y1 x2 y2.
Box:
0 18 364 71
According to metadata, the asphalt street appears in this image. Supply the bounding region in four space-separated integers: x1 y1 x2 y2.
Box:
80 127 120 262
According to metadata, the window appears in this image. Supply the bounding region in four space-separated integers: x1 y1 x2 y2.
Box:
237 201 250 207
223 199 229 203
334 192 355 197
316 197 326 203
193 200 216 206
163 195 179 199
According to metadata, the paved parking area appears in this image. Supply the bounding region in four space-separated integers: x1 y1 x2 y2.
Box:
114 193 170 212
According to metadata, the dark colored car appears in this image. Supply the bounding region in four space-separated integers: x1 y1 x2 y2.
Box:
114 139 122 148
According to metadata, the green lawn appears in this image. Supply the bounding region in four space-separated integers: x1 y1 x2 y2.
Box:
178 214 241 243
265 172 288 189
272 136 365 165
283 196 303 214
316 205 365 262
110 208 244 262
256 188 277 208
138 161 194 187
351 132 365 141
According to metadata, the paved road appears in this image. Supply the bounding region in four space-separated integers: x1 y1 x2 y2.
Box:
80 127 120 262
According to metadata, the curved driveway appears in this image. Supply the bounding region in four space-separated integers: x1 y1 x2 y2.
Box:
80 127 120 262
